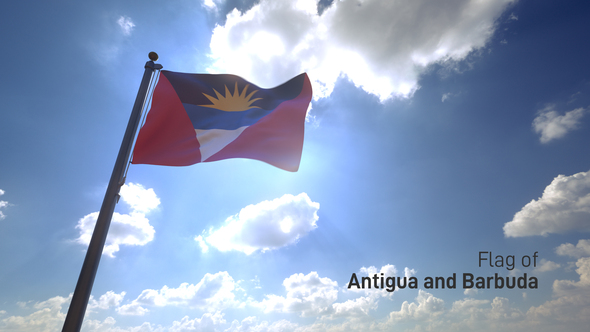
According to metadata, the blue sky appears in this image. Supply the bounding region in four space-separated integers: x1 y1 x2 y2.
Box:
1 0 590 331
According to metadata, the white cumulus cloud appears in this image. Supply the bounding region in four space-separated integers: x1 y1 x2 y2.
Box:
551 257 590 298
202 0 224 12
117 16 135 36
196 193 319 254
526 257 590 328
0 295 70 331
116 302 150 316
207 0 515 101
556 239 590 258
0 290 128 332
463 288 479 296
119 183 161 214
75 183 159 257
0 189 8 220
503 170 590 237
169 312 226 332
347 264 416 300
118 272 239 315
86 291 126 314
331 296 377 319
533 259 561 273
533 105 587 143
257 271 338 317
388 290 445 322
225 317 298 332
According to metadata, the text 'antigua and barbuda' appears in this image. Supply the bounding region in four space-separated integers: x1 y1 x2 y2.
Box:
348 251 539 291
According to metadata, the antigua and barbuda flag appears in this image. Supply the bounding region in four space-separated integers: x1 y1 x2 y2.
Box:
132 71 312 172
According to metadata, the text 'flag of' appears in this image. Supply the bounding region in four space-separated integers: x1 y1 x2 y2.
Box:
132 71 312 172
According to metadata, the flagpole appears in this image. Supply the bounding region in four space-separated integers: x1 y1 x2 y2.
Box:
62 53 163 332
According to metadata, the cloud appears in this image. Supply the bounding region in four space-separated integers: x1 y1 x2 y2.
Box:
463 288 479 296
119 183 161 214
533 259 561 273
202 0 222 11
330 296 378 319
0 295 70 332
207 0 515 101
87 291 126 312
388 290 445 322
257 271 338 317
533 105 587 143
196 193 319 254
117 16 135 36
75 183 159 257
83 317 166 332
526 257 590 328
556 239 590 258
449 297 490 320
15 267 590 332
202 0 218 10
85 15 137 65
169 312 226 332
255 265 416 320
225 317 298 332
503 170 590 237
347 265 416 299
116 302 150 316
118 272 239 315
449 297 524 330
0 291 130 332
551 257 590 298
358 264 398 278
442 91 463 102
0 189 8 220
385 295 526 331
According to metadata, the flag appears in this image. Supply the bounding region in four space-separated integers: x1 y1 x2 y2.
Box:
132 71 312 172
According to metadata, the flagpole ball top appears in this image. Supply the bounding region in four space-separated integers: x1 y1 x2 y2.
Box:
148 52 159 61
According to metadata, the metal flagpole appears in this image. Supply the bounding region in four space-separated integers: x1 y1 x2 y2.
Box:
62 52 163 332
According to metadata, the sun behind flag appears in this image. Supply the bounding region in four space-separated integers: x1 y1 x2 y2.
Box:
132 71 312 172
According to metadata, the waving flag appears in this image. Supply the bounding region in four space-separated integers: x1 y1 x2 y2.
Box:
132 71 312 171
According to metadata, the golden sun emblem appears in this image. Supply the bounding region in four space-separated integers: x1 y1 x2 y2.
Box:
199 82 262 112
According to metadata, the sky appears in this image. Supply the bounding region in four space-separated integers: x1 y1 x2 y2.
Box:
1 0 590 331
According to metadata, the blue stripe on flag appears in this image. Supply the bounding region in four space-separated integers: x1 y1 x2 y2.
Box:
183 104 273 130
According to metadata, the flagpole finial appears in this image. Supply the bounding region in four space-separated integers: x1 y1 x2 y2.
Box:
148 52 159 61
